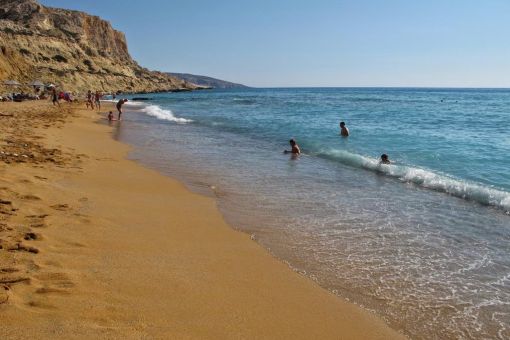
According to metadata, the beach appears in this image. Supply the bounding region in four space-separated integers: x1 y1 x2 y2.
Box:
0 101 403 339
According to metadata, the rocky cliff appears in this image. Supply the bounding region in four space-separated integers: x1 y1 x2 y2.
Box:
0 0 196 94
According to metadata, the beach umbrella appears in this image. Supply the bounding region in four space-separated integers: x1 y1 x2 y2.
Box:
3 80 21 86
28 80 44 87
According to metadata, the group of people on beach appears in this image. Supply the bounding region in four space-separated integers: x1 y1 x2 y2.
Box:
81 91 128 122
86 90 102 110
285 121 391 165
104 98 128 122
51 88 76 106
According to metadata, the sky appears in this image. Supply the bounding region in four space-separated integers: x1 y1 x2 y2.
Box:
40 0 510 88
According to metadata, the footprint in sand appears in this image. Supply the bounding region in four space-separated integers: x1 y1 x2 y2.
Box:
34 272 75 290
0 288 8 304
0 276 30 285
27 300 55 309
7 243 39 254
30 223 47 229
0 268 19 274
35 287 69 295
24 232 40 241
20 194 41 201
50 204 70 211
26 213 49 219
26 214 48 229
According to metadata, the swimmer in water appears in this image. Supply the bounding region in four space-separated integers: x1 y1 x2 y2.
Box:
380 154 390 164
339 121 349 137
284 139 301 155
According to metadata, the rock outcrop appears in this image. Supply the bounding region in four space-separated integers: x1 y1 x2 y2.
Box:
0 0 196 94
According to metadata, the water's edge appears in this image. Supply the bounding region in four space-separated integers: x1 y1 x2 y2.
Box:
105 118 408 337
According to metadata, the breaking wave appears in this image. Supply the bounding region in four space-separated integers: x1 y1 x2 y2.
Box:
317 148 510 211
139 105 192 123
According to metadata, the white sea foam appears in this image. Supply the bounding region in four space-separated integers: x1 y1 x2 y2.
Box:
140 104 192 123
123 100 145 107
102 99 192 123
101 99 144 107
319 149 510 210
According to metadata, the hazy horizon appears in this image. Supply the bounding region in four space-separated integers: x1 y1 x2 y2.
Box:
40 0 510 88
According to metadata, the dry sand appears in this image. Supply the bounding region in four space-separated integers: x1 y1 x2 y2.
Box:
0 101 405 339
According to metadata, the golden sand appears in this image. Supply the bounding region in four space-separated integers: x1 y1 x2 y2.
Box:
0 101 405 339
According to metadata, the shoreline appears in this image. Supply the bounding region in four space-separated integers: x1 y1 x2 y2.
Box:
0 101 404 339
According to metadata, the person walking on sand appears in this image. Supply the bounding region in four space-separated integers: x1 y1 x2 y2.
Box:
51 88 60 107
284 139 301 155
116 99 128 120
339 121 349 137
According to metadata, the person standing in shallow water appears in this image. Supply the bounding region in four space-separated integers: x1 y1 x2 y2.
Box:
116 99 128 120
339 121 349 137
284 139 301 155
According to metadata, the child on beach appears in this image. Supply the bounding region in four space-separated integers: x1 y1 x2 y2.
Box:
108 111 113 121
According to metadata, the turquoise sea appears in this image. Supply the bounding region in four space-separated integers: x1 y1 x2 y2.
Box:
109 88 510 339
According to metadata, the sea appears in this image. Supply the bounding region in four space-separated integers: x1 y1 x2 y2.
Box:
107 88 510 339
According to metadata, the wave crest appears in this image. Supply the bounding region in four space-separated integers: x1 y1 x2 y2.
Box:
140 105 192 123
122 101 192 123
318 149 510 210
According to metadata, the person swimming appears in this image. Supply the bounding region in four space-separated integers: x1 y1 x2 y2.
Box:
380 154 390 164
284 139 301 155
339 121 349 137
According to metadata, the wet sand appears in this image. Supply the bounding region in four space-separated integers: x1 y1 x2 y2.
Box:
0 101 405 339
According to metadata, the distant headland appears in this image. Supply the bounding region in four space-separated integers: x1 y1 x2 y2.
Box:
166 73 249 89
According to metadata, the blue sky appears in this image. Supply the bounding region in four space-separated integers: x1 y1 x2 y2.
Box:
40 0 510 87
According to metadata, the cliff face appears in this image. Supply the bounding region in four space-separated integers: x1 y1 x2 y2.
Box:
0 0 195 94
